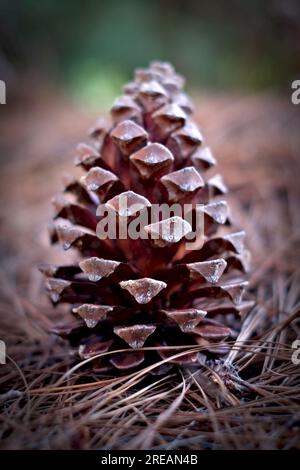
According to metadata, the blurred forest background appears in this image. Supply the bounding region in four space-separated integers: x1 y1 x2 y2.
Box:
1 0 300 108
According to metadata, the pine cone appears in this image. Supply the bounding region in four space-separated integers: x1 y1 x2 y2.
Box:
41 61 252 372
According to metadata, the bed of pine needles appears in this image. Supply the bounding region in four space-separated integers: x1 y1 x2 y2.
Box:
0 86 299 450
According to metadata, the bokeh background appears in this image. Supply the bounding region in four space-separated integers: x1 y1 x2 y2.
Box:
1 0 300 108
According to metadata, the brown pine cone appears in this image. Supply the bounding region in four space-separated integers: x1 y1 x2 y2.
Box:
40 61 252 372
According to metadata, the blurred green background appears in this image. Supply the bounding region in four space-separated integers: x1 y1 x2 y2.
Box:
1 0 300 108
